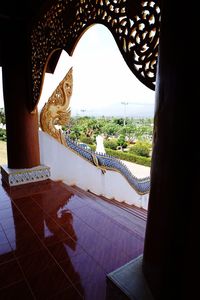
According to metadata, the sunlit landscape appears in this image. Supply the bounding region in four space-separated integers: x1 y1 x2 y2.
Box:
0 25 155 169
38 24 155 118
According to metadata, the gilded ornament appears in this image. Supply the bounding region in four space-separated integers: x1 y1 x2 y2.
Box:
40 67 72 146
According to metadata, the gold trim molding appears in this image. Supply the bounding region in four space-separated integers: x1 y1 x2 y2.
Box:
40 67 72 145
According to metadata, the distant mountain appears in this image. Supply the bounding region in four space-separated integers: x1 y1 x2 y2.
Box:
71 102 155 118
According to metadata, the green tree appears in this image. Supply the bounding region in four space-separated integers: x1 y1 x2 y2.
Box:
69 124 82 140
68 116 153 148
79 135 93 145
0 128 7 141
101 123 120 137
117 134 127 149
129 141 151 157
119 125 136 142
112 118 124 126
104 138 118 150
0 108 6 125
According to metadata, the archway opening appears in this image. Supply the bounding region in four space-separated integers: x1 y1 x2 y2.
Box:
39 24 155 208
70 24 154 179
37 25 155 288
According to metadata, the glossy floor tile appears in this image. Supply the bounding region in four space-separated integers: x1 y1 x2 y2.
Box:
0 178 146 299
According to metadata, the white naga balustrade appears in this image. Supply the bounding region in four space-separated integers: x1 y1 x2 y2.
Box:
39 130 149 210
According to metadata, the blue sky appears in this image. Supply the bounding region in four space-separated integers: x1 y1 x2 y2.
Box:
0 24 155 117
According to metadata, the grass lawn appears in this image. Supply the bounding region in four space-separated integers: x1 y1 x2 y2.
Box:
0 141 7 166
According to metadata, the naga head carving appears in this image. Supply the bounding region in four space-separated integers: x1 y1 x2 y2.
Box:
40 67 73 145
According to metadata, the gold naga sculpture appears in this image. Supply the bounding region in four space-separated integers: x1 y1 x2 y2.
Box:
40 66 107 174
40 67 72 146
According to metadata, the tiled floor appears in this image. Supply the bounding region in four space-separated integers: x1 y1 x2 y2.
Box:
0 178 146 299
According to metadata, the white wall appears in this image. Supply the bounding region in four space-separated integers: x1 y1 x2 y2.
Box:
39 130 149 209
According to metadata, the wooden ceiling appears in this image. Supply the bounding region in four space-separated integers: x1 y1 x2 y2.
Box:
0 1 60 68
0 1 45 20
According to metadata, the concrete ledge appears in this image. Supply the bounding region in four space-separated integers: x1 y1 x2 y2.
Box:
0 164 51 186
106 255 154 300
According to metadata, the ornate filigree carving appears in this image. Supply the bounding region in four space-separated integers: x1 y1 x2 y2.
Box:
30 0 160 111
40 67 72 145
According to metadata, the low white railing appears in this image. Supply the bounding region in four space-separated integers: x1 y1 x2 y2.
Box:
39 130 150 210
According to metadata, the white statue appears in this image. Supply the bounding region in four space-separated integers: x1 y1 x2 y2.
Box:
96 135 106 154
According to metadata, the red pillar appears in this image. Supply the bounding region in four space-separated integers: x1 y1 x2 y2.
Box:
143 1 199 299
1 20 40 169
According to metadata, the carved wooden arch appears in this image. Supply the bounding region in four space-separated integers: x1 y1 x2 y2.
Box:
30 0 160 111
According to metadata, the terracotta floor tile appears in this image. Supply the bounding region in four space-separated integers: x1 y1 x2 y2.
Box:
96 221 144 259
0 215 27 231
99 220 131 242
122 234 144 259
74 208 113 234
75 269 107 300
47 239 83 263
4 226 38 244
0 179 146 300
27 263 72 300
59 250 105 284
0 190 12 203
0 260 25 289
49 286 83 300
17 249 56 277
0 207 15 220
44 215 67 231
42 231 76 249
72 205 102 221
63 194 87 210
86 198 123 217
113 214 146 237
51 212 79 241
0 241 13 256
63 214 92 239
0 242 15 264
0 229 8 244
11 197 36 208
10 234 44 258
87 240 131 273
0 280 35 299
31 187 73 213
26 220 44 237
74 223 108 252
2 179 53 200
0 200 12 210
16 203 44 223
62 241 85 258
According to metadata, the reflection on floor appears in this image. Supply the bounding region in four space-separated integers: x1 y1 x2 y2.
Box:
0 178 147 299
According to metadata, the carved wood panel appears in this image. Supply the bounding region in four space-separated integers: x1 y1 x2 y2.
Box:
31 0 160 111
